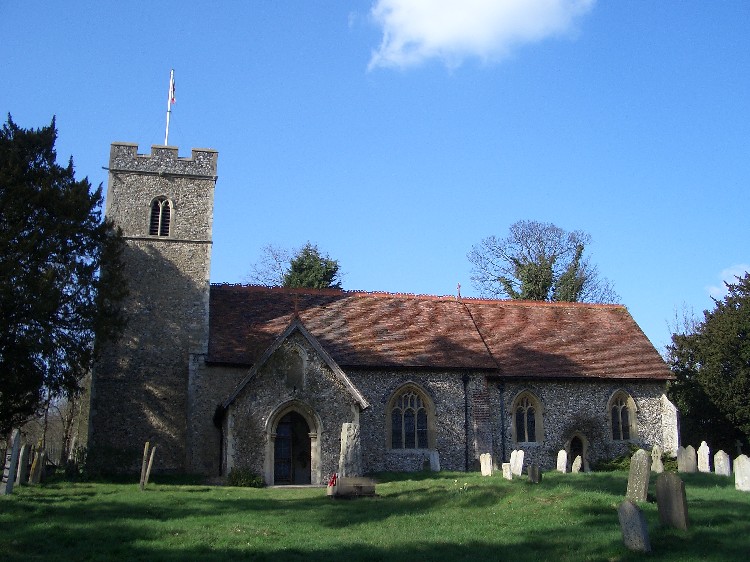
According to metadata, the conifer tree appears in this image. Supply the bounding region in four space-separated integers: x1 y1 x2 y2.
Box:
0 115 126 433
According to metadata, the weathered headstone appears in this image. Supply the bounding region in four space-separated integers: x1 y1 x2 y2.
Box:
678 445 697 473
502 462 512 480
509 450 517 472
480 453 493 476
556 449 568 473
1 429 21 495
618 500 651 553
511 449 524 476
714 450 731 477
655 472 689 530
338 423 363 477
735 454 750 492
651 445 664 474
528 463 542 484
29 451 46 485
15 444 31 485
697 441 711 473
571 455 582 474
626 449 650 503
428 450 440 472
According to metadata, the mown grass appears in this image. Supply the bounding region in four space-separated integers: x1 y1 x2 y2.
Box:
1 470 748 561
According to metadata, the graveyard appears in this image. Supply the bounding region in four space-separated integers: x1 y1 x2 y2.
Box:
1 467 749 561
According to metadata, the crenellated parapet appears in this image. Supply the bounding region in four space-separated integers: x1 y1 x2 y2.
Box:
109 142 217 177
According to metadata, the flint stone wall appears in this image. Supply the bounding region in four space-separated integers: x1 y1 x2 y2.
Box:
487 380 667 470
90 144 216 474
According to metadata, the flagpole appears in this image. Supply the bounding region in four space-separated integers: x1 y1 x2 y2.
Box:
164 69 175 145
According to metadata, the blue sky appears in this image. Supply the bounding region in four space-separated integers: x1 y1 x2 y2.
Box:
2 1 748 353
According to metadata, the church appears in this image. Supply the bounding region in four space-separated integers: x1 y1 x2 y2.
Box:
88 142 678 484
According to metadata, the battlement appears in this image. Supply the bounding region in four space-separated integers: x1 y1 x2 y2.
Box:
109 142 218 177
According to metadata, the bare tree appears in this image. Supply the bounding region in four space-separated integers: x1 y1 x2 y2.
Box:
246 244 294 286
468 220 619 303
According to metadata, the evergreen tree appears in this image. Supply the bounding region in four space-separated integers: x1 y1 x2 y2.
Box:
0 115 126 433
282 243 342 290
667 272 750 452
468 220 618 303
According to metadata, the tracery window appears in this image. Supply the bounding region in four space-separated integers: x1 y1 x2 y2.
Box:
389 387 431 449
610 391 637 441
149 197 172 236
512 391 543 443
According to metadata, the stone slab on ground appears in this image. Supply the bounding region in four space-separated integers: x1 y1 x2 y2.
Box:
330 476 376 498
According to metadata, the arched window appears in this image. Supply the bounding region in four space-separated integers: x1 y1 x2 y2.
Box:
511 391 543 443
387 385 434 450
149 197 172 236
609 391 637 441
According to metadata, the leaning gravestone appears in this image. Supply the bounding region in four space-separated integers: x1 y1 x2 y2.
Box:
714 450 731 477
511 449 524 476
528 463 542 484
697 441 711 473
735 455 750 492
651 445 664 473
571 455 582 474
655 472 689 530
29 451 46 485
16 444 31 485
1 429 21 495
626 449 650 503
338 423 362 477
480 453 493 476
557 449 568 473
502 463 512 480
618 500 651 553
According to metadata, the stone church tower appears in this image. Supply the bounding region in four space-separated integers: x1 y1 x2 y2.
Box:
89 143 217 472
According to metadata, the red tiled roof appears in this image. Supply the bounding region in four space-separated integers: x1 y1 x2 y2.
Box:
207 285 672 380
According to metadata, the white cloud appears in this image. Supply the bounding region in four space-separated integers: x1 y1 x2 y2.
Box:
706 264 750 299
368 0 596 70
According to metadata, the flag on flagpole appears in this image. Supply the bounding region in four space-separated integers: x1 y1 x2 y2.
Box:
169 71 176 104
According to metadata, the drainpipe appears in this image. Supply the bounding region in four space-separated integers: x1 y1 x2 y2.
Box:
462 374 470 472
498 382 506 463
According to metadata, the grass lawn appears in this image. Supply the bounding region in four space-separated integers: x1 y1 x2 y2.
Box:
1 470 748 561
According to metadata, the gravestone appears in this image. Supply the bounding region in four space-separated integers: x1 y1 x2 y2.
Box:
714 450 731 477
626 449 650 503
29 451 45 485
502 462 512 480
678 445 697 473
509 450 517 472
618 500 651 553
480 453 493 476
655 472 689 530
338 423 362 477
651 445 664 474
1 429 21 495
511 449 524 476
15 444 31 485
697 441 711 473
571 455 582 474
429 450 440 472
528 463 542 484
556 449 568 473
735 454 750 492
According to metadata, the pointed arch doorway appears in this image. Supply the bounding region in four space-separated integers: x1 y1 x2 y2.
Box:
274 411 312 484
265 400 322 485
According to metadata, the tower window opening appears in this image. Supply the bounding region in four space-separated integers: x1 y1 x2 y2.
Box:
149 198 172 236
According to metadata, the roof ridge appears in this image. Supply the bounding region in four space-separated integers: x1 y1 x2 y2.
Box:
210 283 625 308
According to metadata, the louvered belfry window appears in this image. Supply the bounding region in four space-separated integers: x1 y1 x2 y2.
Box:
149 198 172 236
